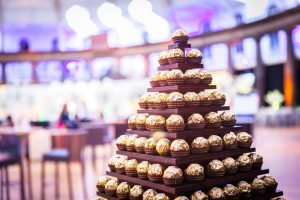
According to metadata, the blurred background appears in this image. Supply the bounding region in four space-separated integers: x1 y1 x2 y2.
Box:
0 0 299 199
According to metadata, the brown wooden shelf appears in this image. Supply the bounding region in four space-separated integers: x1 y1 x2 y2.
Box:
127 126 243 139
106 169 269 195
147 84 216 93
96 190 283 200
137 106 229 116
168 43 191 50
117 148 255 165
158 63 203 71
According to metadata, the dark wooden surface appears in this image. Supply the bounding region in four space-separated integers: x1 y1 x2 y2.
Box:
96 190 283 200
116 148 255 165
127 126 242 139
106 169 269 195
147 84 216 93
157 63 203 71
137 106 229 116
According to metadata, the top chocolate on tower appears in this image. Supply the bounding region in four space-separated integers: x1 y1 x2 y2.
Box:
172 29 189 43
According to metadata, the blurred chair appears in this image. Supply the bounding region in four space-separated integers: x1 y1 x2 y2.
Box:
0 135 32 199
84 125 113 171
0 152 23 200
41 130 87 200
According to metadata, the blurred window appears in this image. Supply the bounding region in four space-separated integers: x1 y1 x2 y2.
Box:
5 62 33 83
120 55 145 78
91 58 114 79
232 38 257 70
203 43 228 71
63 60 90 81
36 61 62 83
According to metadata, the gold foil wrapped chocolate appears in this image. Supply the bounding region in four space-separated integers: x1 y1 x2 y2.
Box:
172 29 188 37
191 191 208 200
135 137 147 148
105 179 119 190
207 160 225 174
174 196 189 200
125 159 138 170
262 175 278 190
208 135 223 148
158 71 169 81
143 189 158 200
251 178 266 191
146 115 166 126
151 73 160 82
185 163 204 176
249 153 263 164
199 70 212 80
211 90 226 100
96 176 112 189
170 139 190 151
128 115 137 124
126 135 138 147
166 114 185 126
117 182 130 194
168 48 184 58
130 185 144 197
223 184 239 197
237 132 252 143
188 113 205 124
237 154 253 167
184 92 200 101
238 181 252 194
205 112 221 123
220 111 235 121
198 91 213 101
137 161 150 174
167 92 184 102
159 51 169 60
114 156 127 169
186 49 202 57
116 135 128 145
223 132 237 146
191 137 209 150
167 69 184 79
156 138 171 156
154 193 170 200
136 114 148 125
144 138 157 149
184 69 200 78
208 187 225 200
148 164 163 176
222 157 238 171
163 166 183 179
153 93 168 103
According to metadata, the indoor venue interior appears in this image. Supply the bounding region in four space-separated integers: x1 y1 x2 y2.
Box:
0 0 299 199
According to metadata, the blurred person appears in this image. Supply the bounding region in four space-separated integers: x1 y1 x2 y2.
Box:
19 38 30 52
58 104 70 128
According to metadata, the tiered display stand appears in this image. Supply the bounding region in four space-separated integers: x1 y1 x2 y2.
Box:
96 40 283 199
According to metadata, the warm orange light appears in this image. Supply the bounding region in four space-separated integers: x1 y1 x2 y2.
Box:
284 66 293 107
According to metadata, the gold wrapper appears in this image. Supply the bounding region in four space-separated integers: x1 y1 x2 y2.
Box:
156 138 171 155
238 181 252 193
174 196 189 200
223 132 237 146
135 137 147 148
108 155 126 166
167 92 184 102
170 139 190 151
126 135 138 147
250 153 263 163
199 70 212 79
211 90 226 100
114 157 127 169
153 93 168 103
148 164 163 176
207 160 225 173
96 176 112 188
158 71 169 81
220 111 235 121
188 113 205 124
137 161 150 174
208 135 223 147
143 189 158 200
186 49 202 57
191 191 208 200
116 135 128 145
205 112 221 123
167 69 184 79
154 193 170 200
128 114 138 124
144 138 157 149
117 182 130 194
184 92 200 101
172 29 188 38
237 132 253 143
184 69 200 78
208 187 225 199
237 154 253 167
136 114 148 125
146 115 166 126
163 166 183 179
185 163 204 176
150 73 160 82
251 178 266 190
168 48 184 58
222 157 238 170
104 179 119 190
125 159 138 170
198 91 213 101
191 137 209 149
223 184 239 197
166 114 185 126
130 185 144 197
159 51 169 60
262 175 277 188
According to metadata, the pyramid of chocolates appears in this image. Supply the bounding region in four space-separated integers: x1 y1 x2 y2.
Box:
94 30 284 200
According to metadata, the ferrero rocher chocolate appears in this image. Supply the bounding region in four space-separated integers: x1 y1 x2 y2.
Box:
172 29 188 38
220 111 235 121
170 139 190 152
191 137 209 154
159 51 169 60
136 114 148 130
166 115 185 132
238 181 252 198
208 187 226 200
163 166 183 179
148 164 164 176
186 49 202 58
188 113 205 129
146 115 166 131
156 138 171 156
153 93 168 104
208 135 223 152
116 182 130 195
184 92 200 101
211 90 226 100
249 153 263 169
135 137 147 153
144 138 157 154
223 184 239 199
191 190 208 200
105 179 119 191
143 189 158 200
237 154 253 172
174 196 189 200
199 70 212 82
167 92 184 102
222 157 238 174
198 91 213 101
223 132 237 150
126 134 138 151
108 155 126 171
184 163 204 177
158 71 169 81
96 176 112 192
167 69 184 79
237 132 253 149
125 159 138 171
151 73 160 82
262 175 278 191
168 48 184 58
128 115 138 129
114 156 127 173
116 135 128 146
130 185 144 198
137 161 150 174
205 112 221 128
154 193 170 200
251 178 266 195
185 69 200 78
207 160 225 177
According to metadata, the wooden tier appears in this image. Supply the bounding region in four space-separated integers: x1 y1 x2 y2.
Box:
96 190 283 200
127 126 243 139
147 84 216 93
137 106 229 116
107 169 269 195
117 148 255 165
168 43 191 50
158 63 203 71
